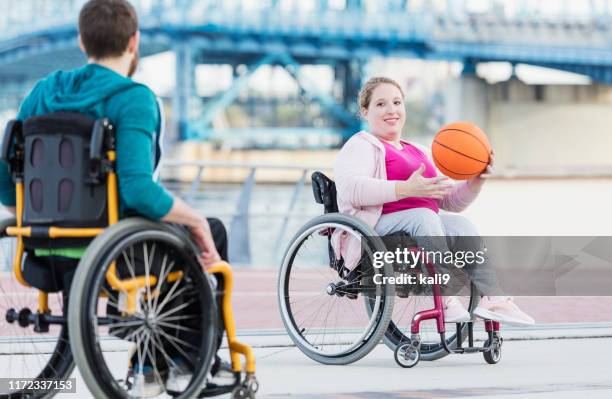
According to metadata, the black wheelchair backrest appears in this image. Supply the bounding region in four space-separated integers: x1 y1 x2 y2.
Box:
2 112 114 248
311 171 338 213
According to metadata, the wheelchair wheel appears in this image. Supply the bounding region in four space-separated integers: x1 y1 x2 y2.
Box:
278 214 395 365
483 336 502 364
367 282 479 361
68 218 218 399
0 217 74 398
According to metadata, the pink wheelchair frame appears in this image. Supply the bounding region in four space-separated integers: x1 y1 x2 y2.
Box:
394 251 503 368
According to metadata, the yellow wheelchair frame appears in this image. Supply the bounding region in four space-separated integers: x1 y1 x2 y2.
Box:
5 124 256 390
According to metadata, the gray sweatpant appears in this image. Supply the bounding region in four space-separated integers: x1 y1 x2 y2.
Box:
374 208 501 296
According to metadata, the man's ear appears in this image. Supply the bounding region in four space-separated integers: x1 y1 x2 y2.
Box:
127 31 140 54
361 107 368 118
78 35 86 54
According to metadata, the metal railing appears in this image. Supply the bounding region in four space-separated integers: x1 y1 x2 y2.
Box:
161 160 331 266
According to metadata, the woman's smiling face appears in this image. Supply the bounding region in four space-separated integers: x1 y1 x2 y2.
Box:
362 83 406 141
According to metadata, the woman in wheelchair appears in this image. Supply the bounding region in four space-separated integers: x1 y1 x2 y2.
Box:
333 76 534 326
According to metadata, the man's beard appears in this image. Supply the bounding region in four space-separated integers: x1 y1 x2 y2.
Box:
128 50 139 77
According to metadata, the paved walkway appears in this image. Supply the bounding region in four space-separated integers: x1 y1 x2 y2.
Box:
251 337 612 398
230 269 612 330
54 334 612 399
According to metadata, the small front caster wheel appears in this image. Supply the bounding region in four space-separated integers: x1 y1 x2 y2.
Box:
483 338 502 364
231 385 255 399
231 375 258 399
394 342 420 368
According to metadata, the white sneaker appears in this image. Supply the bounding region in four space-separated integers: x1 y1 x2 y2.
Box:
165 363 192 392
130 368 163 398
473 296 535 326
208 360 238 387
166 358 238 392
443 296 471 323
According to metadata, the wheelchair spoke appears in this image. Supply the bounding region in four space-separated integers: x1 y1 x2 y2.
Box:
143 242 156 322
151 277 183 317
295 295 330 339
152 254 174 313
155 327 200 352
316 296 336 350
107 324 145 341
103 319 145 329
101 287 126 312
141 329 165 390
122 248 138 281
154 320 198 333
149 331 182 369
288 292 328 318
104 313 144 321
155 328 199 359
122 325 147 343
158 313 201 323
134 329 147 385
155 297 196 321
155 285 196 316
392 299 415 343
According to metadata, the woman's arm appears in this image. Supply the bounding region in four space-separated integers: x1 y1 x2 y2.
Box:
438 181 480 212
334 138 397 207
439 150 495 212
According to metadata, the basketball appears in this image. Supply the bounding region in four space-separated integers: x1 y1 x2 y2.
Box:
431 121 492 180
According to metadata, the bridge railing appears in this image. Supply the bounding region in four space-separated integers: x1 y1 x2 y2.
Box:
160 160 330 267
0 0 432 41
5 0 612 43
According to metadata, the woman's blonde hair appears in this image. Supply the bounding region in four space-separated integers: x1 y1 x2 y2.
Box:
358 77 405 110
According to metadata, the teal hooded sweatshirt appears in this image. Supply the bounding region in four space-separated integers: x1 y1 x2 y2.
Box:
0 63 174 222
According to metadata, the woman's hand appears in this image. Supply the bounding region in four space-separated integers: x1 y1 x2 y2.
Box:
396 163 453 200
467 150 495 193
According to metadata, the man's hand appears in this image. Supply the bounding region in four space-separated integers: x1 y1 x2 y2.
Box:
188 218 221 270
161 197 222 270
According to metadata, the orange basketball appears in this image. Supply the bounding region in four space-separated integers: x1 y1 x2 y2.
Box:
432 122 491 180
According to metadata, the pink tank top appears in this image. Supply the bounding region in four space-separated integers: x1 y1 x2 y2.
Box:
381 140 440 215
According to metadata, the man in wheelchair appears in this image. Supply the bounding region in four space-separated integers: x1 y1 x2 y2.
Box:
0 0 242 397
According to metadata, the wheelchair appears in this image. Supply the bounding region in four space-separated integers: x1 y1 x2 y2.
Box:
0 113 258 398
277 171 502 368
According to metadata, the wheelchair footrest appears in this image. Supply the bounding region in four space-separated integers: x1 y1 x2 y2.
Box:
453 346 483 354
197 372 241 398
197 383 236 398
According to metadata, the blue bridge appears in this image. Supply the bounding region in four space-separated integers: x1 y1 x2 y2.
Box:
2 0 612 141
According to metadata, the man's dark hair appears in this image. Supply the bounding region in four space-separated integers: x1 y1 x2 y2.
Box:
79 0 138 59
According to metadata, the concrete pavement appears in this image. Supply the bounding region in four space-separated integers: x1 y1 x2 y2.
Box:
51 326 612 399
252 336 612 398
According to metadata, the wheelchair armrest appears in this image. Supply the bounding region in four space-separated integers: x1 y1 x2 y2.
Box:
311 171 326 204
1 120 22 164
88 118 114 183
89 118 113 162
311 171 338 213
